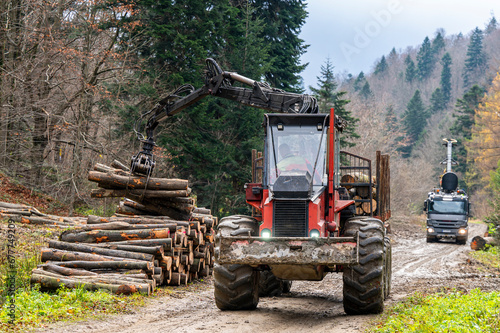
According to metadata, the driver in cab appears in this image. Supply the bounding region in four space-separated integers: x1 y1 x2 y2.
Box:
277 143 313 174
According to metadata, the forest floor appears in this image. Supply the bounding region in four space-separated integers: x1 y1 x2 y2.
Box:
38 216 500 333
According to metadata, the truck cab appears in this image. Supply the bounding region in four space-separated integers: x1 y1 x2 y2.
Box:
424 172 469 244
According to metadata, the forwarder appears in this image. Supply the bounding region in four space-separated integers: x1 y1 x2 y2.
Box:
131 58 392 314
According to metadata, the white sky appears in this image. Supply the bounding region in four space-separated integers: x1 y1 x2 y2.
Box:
300 0 500 91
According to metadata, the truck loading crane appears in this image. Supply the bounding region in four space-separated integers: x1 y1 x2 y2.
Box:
424 139 470 244
131 58 391 314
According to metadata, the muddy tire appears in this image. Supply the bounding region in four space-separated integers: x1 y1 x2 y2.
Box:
426 237 437 243
214 215 260 310
342 217 385 315
384 236 392 299
259 271 292 297
457 238 467 245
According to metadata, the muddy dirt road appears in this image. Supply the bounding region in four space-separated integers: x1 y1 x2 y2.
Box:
41 217 500 333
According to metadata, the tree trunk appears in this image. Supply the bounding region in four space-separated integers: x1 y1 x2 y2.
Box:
48 241 154 261
88 171 188 190
59 228 171 243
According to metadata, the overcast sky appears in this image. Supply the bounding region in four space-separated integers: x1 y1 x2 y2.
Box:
300 0 500 92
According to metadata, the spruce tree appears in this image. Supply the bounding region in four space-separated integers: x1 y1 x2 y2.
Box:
450 85 485 177
252 0 309 92
417 36 434 80
440 52 452 103
353 71 365 91
309 58 359 148
431 32 446 55
359 82 373 100
404 56 417 83
463 27 487 87
374 55 388 75
430 88 445 113
400 90 427 157
485 16 498 34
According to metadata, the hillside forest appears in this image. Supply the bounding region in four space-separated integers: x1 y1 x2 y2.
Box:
1 1 500 222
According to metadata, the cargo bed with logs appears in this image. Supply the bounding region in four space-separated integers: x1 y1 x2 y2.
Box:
129 58 392 315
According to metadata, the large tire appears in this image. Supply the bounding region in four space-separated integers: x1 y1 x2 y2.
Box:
258 271 292 297
342 217 385 315
384 236 392 299
214 215 260 310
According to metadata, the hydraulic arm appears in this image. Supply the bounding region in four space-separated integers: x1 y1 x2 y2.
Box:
131 58 319 175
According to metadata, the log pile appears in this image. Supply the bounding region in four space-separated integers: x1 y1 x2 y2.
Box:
341 173 377 215
30 161 217 294
0 201 86 227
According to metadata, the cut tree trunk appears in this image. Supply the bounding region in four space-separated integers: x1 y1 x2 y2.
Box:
48 241 154 261
88 171 188 191
59 228 170 243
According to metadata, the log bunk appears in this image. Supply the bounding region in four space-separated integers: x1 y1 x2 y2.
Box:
30 161 217 295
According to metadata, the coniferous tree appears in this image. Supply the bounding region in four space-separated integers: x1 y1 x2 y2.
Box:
431 32 446 55
353 71 365 91
430 88 445 113
404 56 417 83
309 58 359 148
252 0 309 92
440 52 452 103
388 47 397 62
450 85 485 178
463 27 487 87
417 36 434 80
485 16 498 34
359 82 373 99
374 55 388 75
400 90 427 157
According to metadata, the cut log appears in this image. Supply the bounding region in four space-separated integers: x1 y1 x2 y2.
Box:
470 236 499 250
59 228 170 243
88 171 188 191
31 272 150 295
111 160 130 171
49 260 154 273
89 244 164 257
48 241 154 262
76 222 131 231
41 248 146 263
42 264 98 277
192 207 211 215
361 199 377 214
81 238 173 251
91 188 191 199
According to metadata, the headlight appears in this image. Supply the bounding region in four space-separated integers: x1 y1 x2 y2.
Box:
310 229 320 238
458 229 467 235
427 228 434 233
261 229 271 239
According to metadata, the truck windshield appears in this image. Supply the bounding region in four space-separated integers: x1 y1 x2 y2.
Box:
268 124 327 191
429 200 466 214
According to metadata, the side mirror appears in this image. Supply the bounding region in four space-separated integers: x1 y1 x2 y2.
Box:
423 201 428 212
468 202 471 215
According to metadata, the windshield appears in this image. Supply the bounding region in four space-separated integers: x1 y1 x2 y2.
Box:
267 123 327 192
429 200 466 215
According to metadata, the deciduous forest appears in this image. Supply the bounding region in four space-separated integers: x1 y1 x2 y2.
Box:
1 1 500 223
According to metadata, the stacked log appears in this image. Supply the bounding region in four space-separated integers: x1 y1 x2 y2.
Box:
0 201 86 227
341 173 377 215
30 161 217 294
470 235 499 251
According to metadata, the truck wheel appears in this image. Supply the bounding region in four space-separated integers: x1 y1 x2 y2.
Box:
426 236 437 243
457 238 467 245
214 215 260 310
342 217 385 315
258 271 292 297
384 236 392 299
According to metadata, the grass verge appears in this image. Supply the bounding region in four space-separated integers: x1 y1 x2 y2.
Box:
0 220 148 332
470 245 500 271
369 289 500 333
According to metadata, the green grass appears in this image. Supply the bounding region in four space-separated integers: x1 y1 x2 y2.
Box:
0 220 147 332
0 285 145 331
471 245 500 270
369 289 500 333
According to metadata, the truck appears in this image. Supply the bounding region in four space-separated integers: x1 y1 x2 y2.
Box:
131 58 392 314
424 139 470 245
